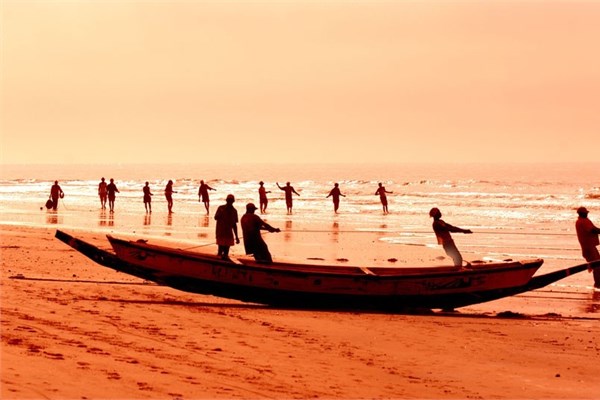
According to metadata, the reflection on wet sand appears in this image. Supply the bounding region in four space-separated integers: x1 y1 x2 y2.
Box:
332 222 340 243
46 210 59 225
284 220 293 242
197 215 210 239
585 291 600 314
165 214 173 236
144 214 151 226
98 210 106 227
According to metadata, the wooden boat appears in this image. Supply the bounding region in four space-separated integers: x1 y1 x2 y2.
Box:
55 230 599 311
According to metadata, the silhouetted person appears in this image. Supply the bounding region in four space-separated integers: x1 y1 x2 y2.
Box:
277 182 300 214
214 194 240 260
327 183 346 213
143 182 153 213
49 180 64 211
165 180 177 213
98 177 107 209
198 180 216 214
375 183 392 214
258 181 271 214
241 203 280 263
106 178 119 212
429 207 472 267
575 207 600 288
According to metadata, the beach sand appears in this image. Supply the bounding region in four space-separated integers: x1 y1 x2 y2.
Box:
2 225 600 399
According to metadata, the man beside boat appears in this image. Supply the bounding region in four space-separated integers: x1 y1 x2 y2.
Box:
575 206 600 288
429 207 472 267
241 203 280 263
214 194 240 261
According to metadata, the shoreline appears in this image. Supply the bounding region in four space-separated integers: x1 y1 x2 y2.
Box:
2 225 600 399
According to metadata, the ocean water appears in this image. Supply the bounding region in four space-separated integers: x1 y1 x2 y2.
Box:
1 162 599 314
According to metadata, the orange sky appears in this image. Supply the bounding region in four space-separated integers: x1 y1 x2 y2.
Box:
1 1 599 164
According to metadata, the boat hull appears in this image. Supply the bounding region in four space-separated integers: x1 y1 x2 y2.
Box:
106 235 544 310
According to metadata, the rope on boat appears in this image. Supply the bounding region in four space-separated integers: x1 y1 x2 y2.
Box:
285 229 574 236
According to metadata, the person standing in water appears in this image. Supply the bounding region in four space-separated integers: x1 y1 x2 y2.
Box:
198 180 216 215
375 182 392 214
277 182 300 214
49 180 64 211
98 177 108 209
214 194 240 261
326 183 346 214
164 180 177 213
143 182 153 213
575 206 600 288
258 181 271 214
106 178 119 212
429 207 472 267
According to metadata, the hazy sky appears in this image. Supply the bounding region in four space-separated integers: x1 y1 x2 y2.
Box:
1 1 599 164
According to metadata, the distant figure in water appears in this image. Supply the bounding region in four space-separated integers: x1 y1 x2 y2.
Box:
241 203 280 263
143 182 153 213
98 177 107 209
277 182 300 214
326 183 346 214
575 206 600 288
49 180 64 211
429 207 472 267
258 181 271 214
106 178 119 212
214 194 240 260
198 180 216 214
375 183 392 214
164 180 177 213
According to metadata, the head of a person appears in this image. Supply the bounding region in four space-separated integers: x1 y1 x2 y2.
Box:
226 194 235 204
168 180 173 185
429 207 442 219
378 182 383 187
286 182 291 186
334 183 339 187
145 181 149 186
246 203 258 214
101 177 105 182
577 206 589 218
110 178 114 183
201 180 204 184
54 180 58 185
259 181 264 186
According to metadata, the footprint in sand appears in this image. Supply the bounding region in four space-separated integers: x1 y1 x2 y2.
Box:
43 351 65 360
137 382 153 391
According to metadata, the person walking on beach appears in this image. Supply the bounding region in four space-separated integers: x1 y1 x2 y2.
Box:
429 207 472 267
277 182 300 214
143 182 153 213
198 180 216 215
575 206 600 288
214 194 240 261
241 203 280 263
258 181 271 214
375 182 392 214
327 183 346 214
49 180 64 211
98 177 108 209
106 178 119 212
165 180 177 213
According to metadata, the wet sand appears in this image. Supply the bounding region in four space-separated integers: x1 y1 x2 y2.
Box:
2 225 600 399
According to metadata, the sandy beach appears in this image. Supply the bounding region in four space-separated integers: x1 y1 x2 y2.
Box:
1 225 599 399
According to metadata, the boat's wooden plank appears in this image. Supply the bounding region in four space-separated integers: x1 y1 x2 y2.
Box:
360 267 376 276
